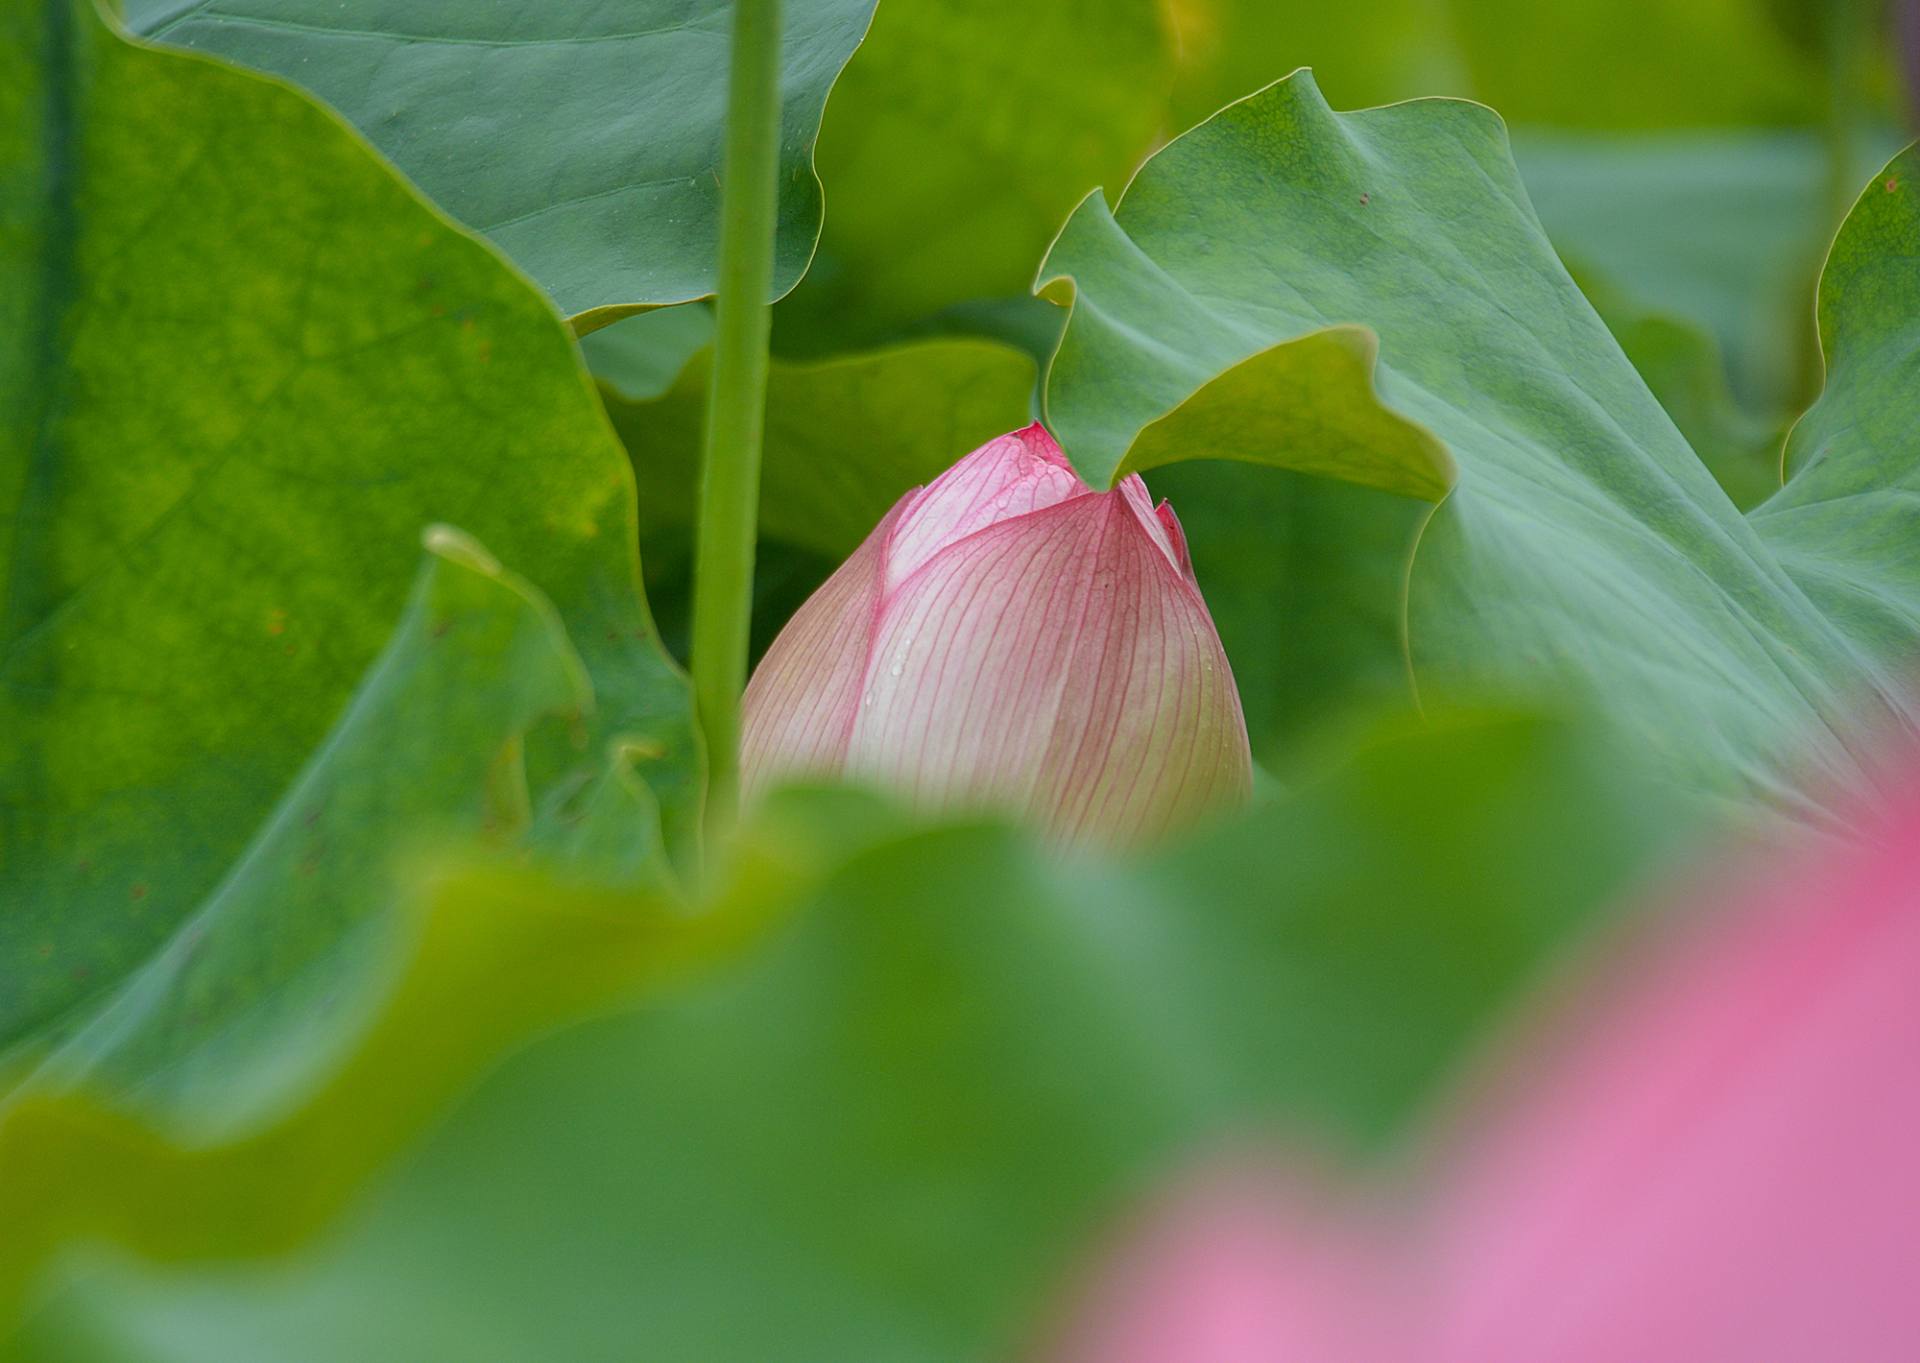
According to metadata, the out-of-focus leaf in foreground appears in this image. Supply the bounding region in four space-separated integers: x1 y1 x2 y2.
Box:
1038 74 1920 815
121 0 878 327
0 0 696 1055
5 712 1689 1361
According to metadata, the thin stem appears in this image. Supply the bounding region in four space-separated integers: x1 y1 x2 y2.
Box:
691 0 781 839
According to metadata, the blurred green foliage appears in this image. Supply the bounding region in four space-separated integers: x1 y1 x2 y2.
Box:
4 0 1917 1355
6 711 1689 1360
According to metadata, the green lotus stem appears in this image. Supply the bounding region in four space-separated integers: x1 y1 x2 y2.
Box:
691 0 782 837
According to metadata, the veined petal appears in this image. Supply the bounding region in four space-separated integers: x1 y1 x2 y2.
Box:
845 490 1251 846
883 422 1088 590
740 501 904 802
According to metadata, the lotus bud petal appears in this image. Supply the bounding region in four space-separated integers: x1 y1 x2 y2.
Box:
741 423 1252 845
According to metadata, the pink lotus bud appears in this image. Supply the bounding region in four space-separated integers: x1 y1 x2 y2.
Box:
741 423 1251 845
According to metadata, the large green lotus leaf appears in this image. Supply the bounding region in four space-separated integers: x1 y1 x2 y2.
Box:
0 0 696 1055
1587 302 1781 511
1752 162 1920 667
2 712 1689 1361
121 0 877 326
1514 130 1904 419
1157 8 1892 454
770 0 1169 352
1513 129 1902 502
1037 74 1919 813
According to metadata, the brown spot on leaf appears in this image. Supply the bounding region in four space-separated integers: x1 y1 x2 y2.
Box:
129 883 148 901
1359 192 1371 205
1888 176 1901 194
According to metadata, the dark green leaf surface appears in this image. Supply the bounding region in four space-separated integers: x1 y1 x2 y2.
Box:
0 0 696 1054
772 0 1169 351
1574 287 1783 510
122 0 877 324
5 713 1689 1362
1037 74 1918 811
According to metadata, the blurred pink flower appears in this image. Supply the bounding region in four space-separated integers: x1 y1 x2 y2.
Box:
742 423 1251 846
1050 775 1920 1360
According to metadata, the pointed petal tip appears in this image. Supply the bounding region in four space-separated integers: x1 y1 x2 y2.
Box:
1114 474 1191 580
1014 420 1071 468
